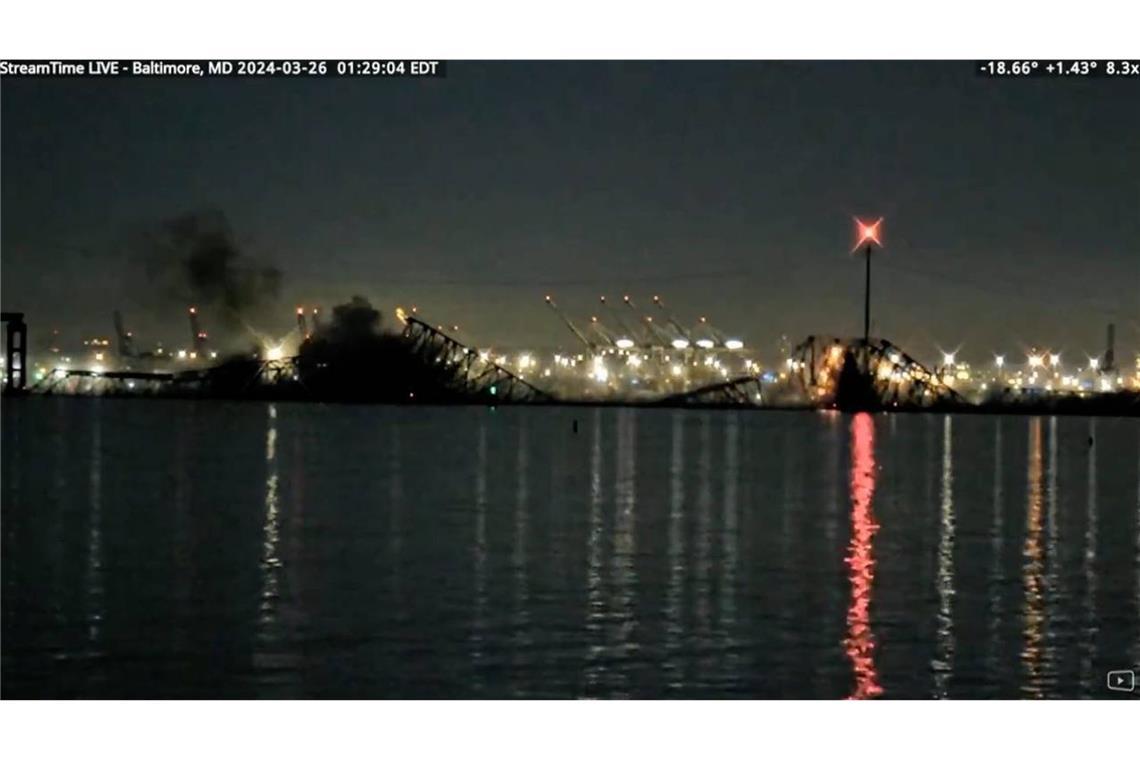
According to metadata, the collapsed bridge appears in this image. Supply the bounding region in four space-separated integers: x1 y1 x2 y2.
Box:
791 335 964 410
400 316 553 403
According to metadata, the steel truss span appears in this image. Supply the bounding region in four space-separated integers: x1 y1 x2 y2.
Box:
401 317 553 403
659 375 765 407
31 368 175 395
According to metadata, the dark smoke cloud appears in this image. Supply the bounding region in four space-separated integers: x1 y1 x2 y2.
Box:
129 210 282 333
322 295 384 342
298 295 459 402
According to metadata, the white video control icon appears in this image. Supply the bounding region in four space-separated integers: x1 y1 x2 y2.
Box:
1106 670 1135 692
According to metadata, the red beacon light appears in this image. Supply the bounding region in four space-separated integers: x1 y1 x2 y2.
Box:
852 217 884 253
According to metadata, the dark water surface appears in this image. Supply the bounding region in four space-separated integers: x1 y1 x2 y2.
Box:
3 397 1139 698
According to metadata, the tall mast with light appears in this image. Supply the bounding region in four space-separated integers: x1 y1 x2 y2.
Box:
852 217 883 345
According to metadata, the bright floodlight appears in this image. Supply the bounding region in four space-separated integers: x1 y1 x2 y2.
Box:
671 338 690 350
852 217 884 252
1028 354 1043 368
1050 353 1061 366
614 338 635 349
724 339 744 350
592 356 609 383
695 338 715 350
995 355 1005 367
942 352 955 366
1089 357 1099 370
264 344 284 361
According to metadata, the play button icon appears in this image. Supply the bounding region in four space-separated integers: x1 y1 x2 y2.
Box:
1106 670 1135 692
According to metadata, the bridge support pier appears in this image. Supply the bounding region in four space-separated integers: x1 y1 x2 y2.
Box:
2 312 28 393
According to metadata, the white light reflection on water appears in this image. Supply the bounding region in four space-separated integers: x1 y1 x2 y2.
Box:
719 413 740 686
987 420 1004 684
49 403 67 624
254 403 302 689
1044 416 1061 681
389 424 403 602
819 411 844 695
582 407 605 693
664 410 687 691
1080 418 1098 694
695 413 713 676
84 400 104 653
172 405 192 661
932 415 955 698
609 409 639 696
777 415 798 691
511 418 531 695
258 404 281 631
253 401 288 694
471 417 488 690
1022 418 1046 698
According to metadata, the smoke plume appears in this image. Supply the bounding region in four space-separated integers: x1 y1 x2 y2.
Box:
322 295 384 342
298 295 460 402
132 210 282 333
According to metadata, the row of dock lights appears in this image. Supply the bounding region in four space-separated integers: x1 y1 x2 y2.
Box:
604 336 742 351
933 352 1110 372
514 341 752 392
1020 353 1105 371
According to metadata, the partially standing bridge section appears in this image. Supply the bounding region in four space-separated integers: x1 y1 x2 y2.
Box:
400 316 553 403
791 335 963 409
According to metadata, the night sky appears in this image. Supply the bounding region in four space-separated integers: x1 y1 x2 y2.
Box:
2 62 1137 365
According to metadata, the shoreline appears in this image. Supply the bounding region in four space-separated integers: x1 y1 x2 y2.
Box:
4 389 1138 418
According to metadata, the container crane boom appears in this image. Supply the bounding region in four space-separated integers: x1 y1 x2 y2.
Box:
544 296 594 350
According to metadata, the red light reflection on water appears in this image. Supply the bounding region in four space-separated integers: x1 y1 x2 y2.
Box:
845 412 883 699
